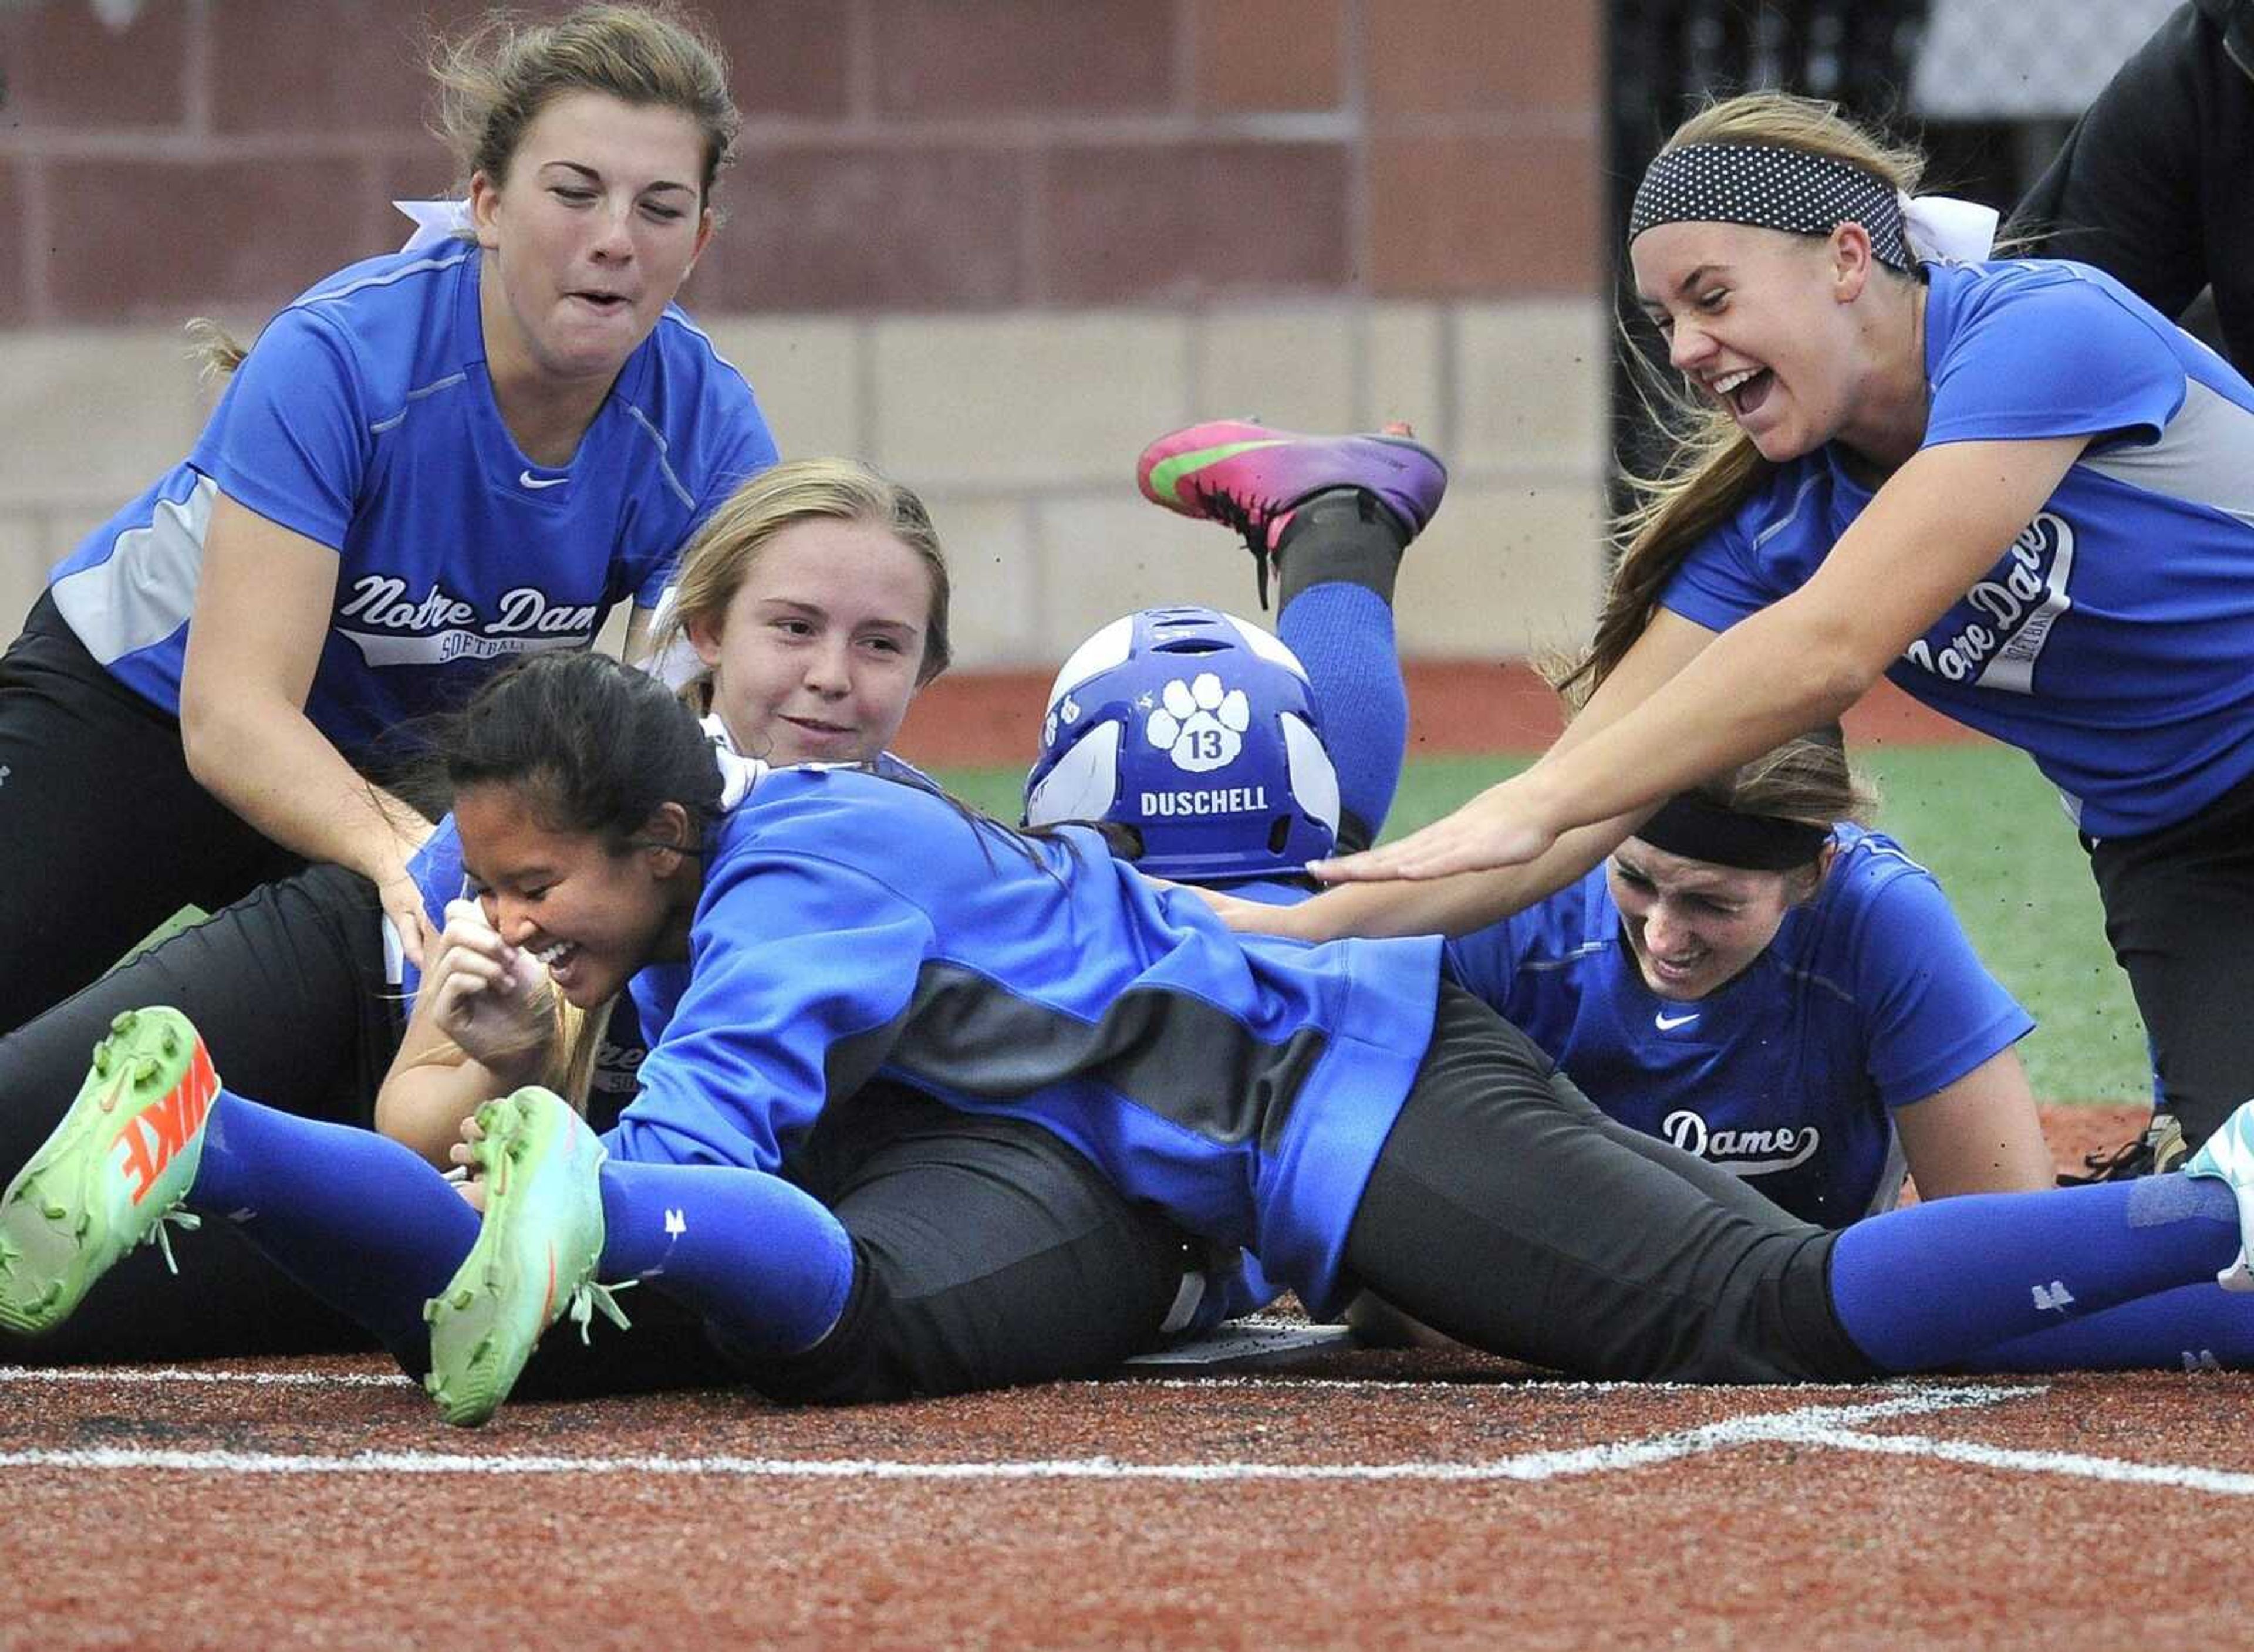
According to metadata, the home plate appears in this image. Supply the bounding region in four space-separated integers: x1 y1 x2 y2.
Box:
1121 1317 1358 1372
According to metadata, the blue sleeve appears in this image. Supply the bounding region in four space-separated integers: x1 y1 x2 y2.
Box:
632 380 779 613
199 306 367 550
1442 915 1531 1014
1925 272 2185 450
617 850 936 1171
407 815 465 930
1845 856 2036 1107
1655 498 1781 637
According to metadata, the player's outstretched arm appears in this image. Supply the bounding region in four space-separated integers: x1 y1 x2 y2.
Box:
179 495 434 965
1311 439 2086 887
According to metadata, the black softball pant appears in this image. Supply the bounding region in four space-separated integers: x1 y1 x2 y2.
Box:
1345 985 1876 1383
2084 766 2254 1149
2 889 1190 1393
441 1080 1200 1405
678 1082 1197 1406
0 592 308 1035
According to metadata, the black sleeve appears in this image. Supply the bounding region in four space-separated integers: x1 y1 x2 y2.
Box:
2009 2 2213 321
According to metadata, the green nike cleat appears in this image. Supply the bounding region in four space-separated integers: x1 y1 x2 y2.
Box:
424 1087 631 1427
0 1007 217 1336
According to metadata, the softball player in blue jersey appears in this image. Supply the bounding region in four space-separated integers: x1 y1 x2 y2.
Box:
17 647 2254 1425
0 431 1444 1382
1116 422 2050 1225
0 458 953 1364
1442 781 2054 1223
1267 90 2254 1170
0 5 778 1036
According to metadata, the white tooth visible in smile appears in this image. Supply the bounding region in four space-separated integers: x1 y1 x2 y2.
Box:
535 942 575 966
1712 368 1759 396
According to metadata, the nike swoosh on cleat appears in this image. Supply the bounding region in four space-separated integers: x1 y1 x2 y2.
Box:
519 471 568 489
1147 440 1286 506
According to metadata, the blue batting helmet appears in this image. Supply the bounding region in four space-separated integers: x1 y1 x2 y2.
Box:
1022 606 1339 883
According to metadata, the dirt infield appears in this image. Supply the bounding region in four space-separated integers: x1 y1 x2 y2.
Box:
893 661 1985 768
2010 1102 2150 1188
7 1103 2221 1651
6 1363 2243 1650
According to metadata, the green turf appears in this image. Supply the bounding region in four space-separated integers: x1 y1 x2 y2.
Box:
937 744 2151 1106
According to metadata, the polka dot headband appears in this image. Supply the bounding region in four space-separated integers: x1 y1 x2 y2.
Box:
1629 143 1914 269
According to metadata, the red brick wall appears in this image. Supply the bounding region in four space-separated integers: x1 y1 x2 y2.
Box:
0 0 1600 323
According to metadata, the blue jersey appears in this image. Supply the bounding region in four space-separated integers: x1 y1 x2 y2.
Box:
48 245 777 764
606 767 1443 1317
393 743 937 1103
1443 825 2032 1225
1662 258 2254 837
396 724 937 1001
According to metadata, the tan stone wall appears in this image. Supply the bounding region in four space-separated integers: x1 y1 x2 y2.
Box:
0 0 1608 667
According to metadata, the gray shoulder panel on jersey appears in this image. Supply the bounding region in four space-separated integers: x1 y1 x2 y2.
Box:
2079 376 2254 528
1750 471 1826 552
619 401 698 512
50 473 216 665
369 371 470 435
831 958 1329 1153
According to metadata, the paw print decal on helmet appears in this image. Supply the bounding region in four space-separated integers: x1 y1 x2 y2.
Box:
1146 672 1251 773
1042 692 1083 752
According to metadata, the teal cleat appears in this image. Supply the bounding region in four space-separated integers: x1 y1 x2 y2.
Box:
0 1007 217 1336
2184 1102 2254 1291
424 1087 631 1427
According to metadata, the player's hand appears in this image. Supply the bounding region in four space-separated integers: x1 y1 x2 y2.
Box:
448 1110 490 1211
424 898 554 1073
1308 775 1558 883
1183 884 1312 938
377 867 433 971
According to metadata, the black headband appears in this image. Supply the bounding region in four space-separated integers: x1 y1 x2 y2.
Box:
1634 792 1832 872
1629 143 1912 272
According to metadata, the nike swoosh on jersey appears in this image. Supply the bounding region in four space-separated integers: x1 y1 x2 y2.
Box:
1654 1011 1700 1031
519 471 568 489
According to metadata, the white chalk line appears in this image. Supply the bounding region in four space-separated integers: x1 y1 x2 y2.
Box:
1801 1426 2254 1498
6 1371 2243 1497
0 1364 2029 1398
0 1364 411 1387
0 1383 2069 1487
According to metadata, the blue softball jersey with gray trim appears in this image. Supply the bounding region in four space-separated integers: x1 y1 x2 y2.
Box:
46 244 777 763
1661 257 2254 837
607 765 1442 1318
1442 825 2033 1226
396 747 936 1010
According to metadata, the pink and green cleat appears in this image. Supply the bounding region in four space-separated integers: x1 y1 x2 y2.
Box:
424 1086 631 1427
1136 418 1449 604
0 1007 217 1337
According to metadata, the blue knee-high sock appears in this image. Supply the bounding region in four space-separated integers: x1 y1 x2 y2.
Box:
596 1160 853 1356
188 1090 480 1360
1829 1176 2245 1373
1277 583 1406 841
1956 1282 2254 1374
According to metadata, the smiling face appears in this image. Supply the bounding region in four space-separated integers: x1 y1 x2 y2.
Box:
1607 837 1811 1002
455 780 697 1010
1630 218 1877 465
686 516 937 765
470 89 713 395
